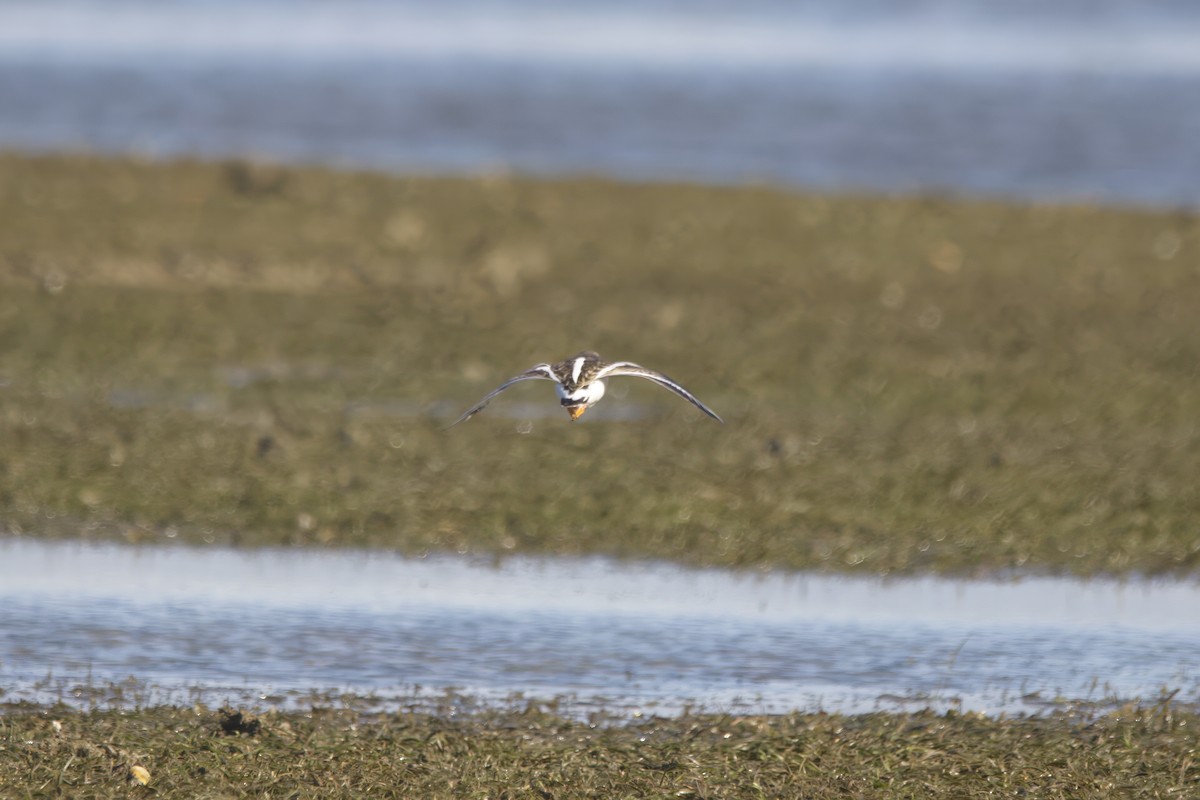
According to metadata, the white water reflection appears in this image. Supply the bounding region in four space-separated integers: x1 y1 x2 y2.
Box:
105 387 655 423
1 538 1197 717
4 2 1200 208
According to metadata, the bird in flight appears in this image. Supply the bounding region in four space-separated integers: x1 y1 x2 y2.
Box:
450 351 723 426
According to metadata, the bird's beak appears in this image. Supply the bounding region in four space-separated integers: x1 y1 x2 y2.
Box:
566 405 587 421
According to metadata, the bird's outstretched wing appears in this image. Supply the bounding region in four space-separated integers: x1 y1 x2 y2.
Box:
449 364 557 427
596 362 723 423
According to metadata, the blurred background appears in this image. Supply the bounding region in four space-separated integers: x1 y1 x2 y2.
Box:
3 0 1200 206
3 0 1200 719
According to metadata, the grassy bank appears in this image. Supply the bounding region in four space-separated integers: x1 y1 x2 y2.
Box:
2 153 1199 575
3 703 1196 798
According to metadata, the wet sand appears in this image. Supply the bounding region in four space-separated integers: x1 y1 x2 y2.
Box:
2 153 1199 576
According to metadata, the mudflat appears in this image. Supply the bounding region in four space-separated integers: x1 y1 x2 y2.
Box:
2 153 1198 575
3 703 1196 799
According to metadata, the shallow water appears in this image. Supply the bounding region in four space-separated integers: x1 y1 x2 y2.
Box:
2 538 1197 717
1 1 1199 206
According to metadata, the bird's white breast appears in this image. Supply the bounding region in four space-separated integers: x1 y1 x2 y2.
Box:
558 380 606 404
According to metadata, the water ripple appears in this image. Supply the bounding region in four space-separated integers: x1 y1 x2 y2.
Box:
1 538 1197 716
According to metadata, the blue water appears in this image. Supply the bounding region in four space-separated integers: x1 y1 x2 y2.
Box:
1 0 1199 206
2 539 1198 717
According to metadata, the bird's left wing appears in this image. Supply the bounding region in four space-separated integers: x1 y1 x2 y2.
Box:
449 364 557 427
596 362 723 423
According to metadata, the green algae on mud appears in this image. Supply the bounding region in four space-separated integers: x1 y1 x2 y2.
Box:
2 704 1197 799
1 153 1199 575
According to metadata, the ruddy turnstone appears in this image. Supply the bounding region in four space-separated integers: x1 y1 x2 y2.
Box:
451 351 723 426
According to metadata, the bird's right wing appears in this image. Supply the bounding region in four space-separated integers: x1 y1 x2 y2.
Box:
596 361 723 423
448 364 557 427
